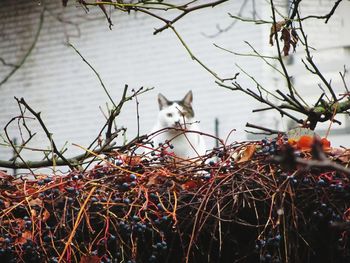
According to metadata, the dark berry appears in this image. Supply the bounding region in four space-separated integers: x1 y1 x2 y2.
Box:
65 186 75 193
317 178 326 186
129 174 137 180
37 180 45 186
44 177 52 183
149 254 157 262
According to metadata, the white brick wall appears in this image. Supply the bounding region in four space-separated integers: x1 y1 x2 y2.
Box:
0 0 349 173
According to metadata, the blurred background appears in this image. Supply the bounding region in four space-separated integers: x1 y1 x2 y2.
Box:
1 0 350 174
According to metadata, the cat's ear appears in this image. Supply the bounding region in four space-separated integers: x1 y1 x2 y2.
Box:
158 93 170 110
181 90 193 106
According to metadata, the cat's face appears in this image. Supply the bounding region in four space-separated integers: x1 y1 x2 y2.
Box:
157 90 195 129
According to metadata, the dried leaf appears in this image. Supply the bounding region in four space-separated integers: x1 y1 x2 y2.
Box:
123 155 141 166
3 200 11 208
280 28 299 56
42 209 50 222
29 198 43 207
269 20 286 45
146 175 159 186
237 145 256 163
181 180 198 191
269 20 298 55
80 255 100 263
16 230 32 245
281 28 291 56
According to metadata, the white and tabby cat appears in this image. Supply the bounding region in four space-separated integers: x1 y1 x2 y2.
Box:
149 90 206 159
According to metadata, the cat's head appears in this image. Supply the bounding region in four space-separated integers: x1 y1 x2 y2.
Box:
156 90 195 129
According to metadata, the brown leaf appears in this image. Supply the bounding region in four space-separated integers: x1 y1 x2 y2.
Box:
16 218 25 229
16 230 32 245
80 255 100 263
124 155 141 166
42 209 50 222
29 198 43 207
181 180 198 191
146 175 158 186
269 20 286 45
237 145 256 163
281 28 291 56
3 200 11 208
280 28 299 56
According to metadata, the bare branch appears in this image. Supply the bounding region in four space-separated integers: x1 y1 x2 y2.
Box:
152 0 229 35
299 0 343 24
15 97 75 169
245 122 284 135
296 11 338 102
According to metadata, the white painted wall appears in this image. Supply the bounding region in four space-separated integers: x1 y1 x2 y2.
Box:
0 0 349 173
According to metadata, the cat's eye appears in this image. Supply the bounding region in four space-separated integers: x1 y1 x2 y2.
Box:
166 113 173 117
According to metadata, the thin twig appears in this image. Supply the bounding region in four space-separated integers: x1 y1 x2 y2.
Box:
299 0 343 23
246 122 284 135
296 11 337 101
69 43 117 108
16 97 74 170
270 0 294 97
